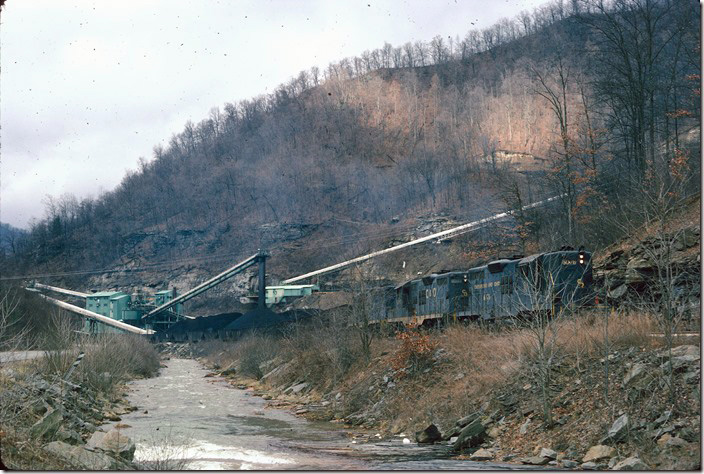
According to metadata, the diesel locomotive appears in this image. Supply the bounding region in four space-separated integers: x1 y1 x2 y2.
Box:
371 248 593 326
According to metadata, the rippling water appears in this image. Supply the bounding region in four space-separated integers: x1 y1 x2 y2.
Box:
106 358 531 470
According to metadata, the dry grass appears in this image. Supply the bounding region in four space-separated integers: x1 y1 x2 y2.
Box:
374 311 658 432
78 333 161 392
552 310 656 357
439 311 656 388
199 310 662 438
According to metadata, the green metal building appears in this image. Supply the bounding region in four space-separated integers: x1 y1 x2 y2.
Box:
265 284 319 306
83 289 182 333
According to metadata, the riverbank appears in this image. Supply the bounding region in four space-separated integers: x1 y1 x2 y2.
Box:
190 311 700 470
0 334 160 469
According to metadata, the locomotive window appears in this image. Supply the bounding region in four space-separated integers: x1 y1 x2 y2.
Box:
437 278 448 286
419 289 427 305
500 275 513 294
469 272 483 281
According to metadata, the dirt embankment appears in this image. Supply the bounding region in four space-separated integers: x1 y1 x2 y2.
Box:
177 310 699 471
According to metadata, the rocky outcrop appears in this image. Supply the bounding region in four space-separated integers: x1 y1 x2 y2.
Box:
595 226 700 314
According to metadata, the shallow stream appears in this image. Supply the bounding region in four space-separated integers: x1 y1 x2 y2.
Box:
107 358 529 470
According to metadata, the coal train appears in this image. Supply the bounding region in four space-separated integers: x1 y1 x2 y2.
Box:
29 248 594 339
370 248 593 326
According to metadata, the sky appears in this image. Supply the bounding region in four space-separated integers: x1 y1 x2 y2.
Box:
1 0 548 229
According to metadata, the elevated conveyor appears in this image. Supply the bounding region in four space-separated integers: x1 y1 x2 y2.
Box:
143 250 269 320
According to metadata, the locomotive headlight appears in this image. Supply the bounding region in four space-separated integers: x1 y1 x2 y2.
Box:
578 252 585 265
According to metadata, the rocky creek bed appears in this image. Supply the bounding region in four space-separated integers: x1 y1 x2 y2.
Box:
105 357 532 469
182 336 700 471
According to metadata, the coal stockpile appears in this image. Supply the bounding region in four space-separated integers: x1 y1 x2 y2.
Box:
223 308 313 332
154 312 242 341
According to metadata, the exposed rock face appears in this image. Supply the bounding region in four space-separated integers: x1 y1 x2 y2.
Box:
415 424 442 444
595 226 700 315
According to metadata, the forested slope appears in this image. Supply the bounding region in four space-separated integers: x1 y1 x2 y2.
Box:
3 0 700 303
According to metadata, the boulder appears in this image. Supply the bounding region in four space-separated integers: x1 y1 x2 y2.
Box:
562 459 579 468
582 445 615 463
455 412 480 429
580 461 599 470
287 382 309 394
657 434 688 448
487 426 501 438
88 429 135 461
660 355 700 373
521 456 549 465
56 428 83 446
607 284 628 299
30 408 63 440
539 447 557 459
469 448 494 461
669 345 699 358
102 411 121 422
613 456 649 470
415 424 442 444
683 369 700 384
622 363 652 389
519 418 531 435
653 410 671 426
605 414 629 442
453 418 486 450
44 441 129 470
86 430 107 450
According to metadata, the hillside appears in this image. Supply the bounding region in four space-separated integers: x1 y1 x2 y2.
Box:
2 0 700 317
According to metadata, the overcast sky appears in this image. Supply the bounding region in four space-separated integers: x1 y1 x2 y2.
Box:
1 0 547 229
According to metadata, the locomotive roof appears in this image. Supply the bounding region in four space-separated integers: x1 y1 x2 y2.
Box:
392 249 591 288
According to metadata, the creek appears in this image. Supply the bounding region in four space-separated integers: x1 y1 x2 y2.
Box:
107 358 530 470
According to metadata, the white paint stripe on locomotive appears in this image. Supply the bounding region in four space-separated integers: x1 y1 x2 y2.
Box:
282 194 566 284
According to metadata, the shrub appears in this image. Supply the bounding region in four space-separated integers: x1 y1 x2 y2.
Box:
78 333 160 393
391 325 437 377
